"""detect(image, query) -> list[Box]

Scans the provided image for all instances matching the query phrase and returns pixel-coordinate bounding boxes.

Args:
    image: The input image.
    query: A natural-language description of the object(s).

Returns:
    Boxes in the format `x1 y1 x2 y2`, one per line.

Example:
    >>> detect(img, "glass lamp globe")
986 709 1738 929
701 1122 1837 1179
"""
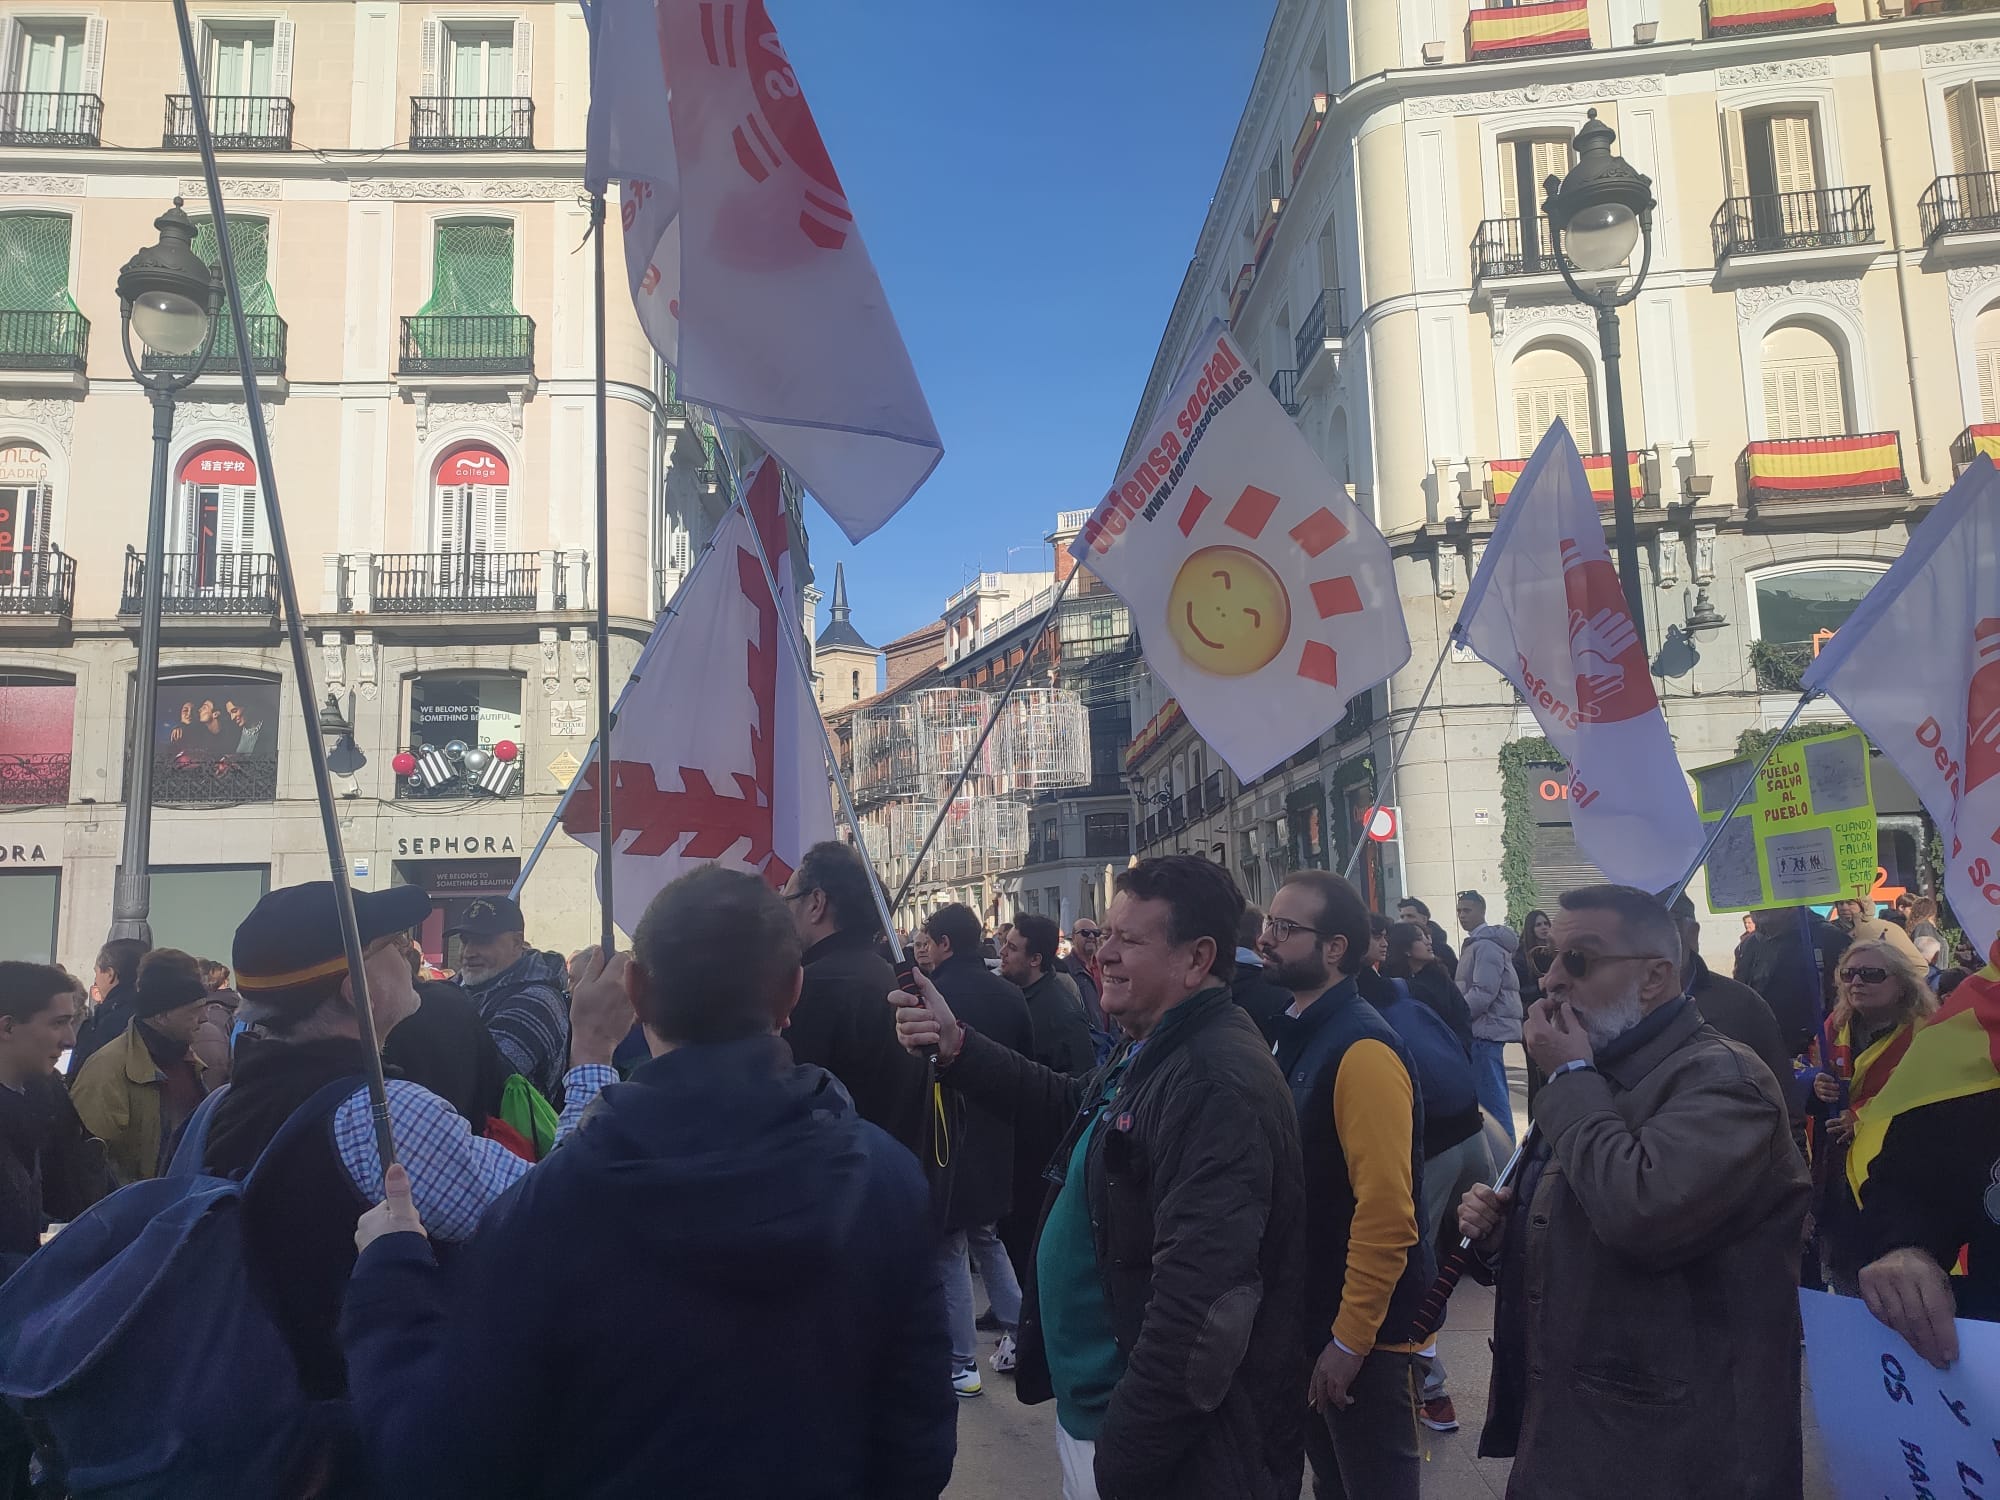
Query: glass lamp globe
1562 201 1640 272
129 289 211 356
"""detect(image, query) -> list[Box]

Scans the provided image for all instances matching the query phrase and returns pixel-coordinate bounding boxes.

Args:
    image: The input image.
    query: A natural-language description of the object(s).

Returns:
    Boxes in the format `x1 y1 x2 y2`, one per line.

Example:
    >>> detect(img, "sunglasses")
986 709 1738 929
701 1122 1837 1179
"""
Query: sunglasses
1552 949 1664 979
1840 966 1891 986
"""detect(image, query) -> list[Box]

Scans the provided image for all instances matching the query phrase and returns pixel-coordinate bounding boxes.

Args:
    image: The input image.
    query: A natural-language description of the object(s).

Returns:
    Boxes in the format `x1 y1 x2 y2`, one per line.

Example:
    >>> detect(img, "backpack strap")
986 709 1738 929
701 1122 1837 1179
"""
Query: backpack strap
242 1076 368 1191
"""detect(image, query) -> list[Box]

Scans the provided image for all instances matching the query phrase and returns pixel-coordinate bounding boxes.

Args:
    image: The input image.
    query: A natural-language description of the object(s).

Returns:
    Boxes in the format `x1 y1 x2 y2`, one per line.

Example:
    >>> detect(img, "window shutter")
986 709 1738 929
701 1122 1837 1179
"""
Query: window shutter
435 481 461 554
1498 140 1520 219
1981 88 2000 173
1530 137 1570 215
489 481 510 550
419 17 441 97
1724 109 1749 200
272 18 294 98
512 18 533 99
215 485 244 561
81 17 105 97
1761 368 1783 437
1771 113 1817 196
1977 345 2000 423
0 21 16 92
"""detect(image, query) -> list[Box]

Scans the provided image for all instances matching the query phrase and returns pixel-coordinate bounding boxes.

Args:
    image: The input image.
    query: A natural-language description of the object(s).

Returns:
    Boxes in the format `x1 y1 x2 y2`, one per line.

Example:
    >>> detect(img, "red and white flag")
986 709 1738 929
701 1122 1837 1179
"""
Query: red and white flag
585 0 941 543
1803 457 2000 958
1455 421 1702 893
561 457 832 931
1074 322 1408 782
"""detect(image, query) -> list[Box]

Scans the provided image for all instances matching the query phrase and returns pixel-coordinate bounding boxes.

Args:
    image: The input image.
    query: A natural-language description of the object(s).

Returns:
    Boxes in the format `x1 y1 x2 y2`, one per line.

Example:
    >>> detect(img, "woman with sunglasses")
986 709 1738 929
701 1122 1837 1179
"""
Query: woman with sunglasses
1803 941 1937 1296
1383 921 1476 1056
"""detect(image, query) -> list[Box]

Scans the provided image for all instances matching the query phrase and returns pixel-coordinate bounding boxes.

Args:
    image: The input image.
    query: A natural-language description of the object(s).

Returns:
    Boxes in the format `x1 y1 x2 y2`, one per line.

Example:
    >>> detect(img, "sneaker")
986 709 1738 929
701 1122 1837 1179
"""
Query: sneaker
952 1365 983 1398
990 1333 1018 1373
975 1308 1001 1332
1420 1395 1459 1433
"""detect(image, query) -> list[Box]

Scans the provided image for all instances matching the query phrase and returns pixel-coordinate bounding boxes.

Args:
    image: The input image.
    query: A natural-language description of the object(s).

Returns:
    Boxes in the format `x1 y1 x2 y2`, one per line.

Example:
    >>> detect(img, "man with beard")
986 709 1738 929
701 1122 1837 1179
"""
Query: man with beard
1458 885 1809 1500
449 897 572 1103
1259 872 1430 1500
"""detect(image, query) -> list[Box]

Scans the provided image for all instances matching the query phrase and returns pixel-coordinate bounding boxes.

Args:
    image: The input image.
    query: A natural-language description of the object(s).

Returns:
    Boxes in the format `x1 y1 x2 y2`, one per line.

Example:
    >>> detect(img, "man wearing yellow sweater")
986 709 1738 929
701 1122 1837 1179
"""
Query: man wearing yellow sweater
1260 870 1431 1500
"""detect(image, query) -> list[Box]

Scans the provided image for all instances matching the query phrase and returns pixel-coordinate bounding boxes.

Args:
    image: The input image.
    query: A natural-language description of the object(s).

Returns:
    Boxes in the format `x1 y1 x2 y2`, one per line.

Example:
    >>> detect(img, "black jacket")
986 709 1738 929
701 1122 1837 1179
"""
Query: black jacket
1020 970 1095 1077
65 982 135 1083
1230 957 1292 1037
946 986 1306 1500
341 1037 956 1499
785 928 932 1160
1060 954 1105 1032
1687 956 1801 1137
929 953 1032 1231
1856 1086 2000 1324
381 981 518 1133
0 1071 111 1274
1398 963 1477 1055
1735 918 1847 1056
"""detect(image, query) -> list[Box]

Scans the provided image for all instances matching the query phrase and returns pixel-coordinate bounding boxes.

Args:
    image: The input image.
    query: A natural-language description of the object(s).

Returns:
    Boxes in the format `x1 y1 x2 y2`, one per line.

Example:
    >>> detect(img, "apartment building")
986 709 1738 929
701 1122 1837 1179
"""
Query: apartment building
1125 0 1994 922
0 2 753 967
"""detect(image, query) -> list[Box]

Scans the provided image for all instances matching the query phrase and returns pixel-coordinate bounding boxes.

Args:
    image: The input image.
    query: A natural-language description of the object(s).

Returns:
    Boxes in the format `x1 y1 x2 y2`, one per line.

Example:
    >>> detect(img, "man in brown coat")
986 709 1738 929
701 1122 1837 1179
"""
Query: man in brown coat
1459 884 1809 1500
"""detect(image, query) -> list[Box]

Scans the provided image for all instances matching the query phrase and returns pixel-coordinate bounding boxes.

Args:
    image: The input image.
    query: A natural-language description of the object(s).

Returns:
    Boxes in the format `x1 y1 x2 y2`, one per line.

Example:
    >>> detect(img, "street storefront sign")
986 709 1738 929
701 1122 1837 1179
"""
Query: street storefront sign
1801 1288 2000 1500
1693 729 1876 911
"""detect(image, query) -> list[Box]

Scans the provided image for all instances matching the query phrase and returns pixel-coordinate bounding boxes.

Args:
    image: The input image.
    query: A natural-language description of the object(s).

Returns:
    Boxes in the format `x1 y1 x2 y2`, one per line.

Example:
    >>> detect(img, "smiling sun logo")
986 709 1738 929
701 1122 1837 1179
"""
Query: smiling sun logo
1164 483 1365 685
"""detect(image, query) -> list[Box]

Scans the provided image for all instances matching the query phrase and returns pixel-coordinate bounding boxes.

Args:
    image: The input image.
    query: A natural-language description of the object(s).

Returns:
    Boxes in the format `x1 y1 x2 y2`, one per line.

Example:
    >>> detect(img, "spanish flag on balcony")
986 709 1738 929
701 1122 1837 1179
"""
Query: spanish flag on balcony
1702 0 1836 29
1491 452 1644 507
1745 433 1904 497
1965 423 2000 466
1467 0 1591 56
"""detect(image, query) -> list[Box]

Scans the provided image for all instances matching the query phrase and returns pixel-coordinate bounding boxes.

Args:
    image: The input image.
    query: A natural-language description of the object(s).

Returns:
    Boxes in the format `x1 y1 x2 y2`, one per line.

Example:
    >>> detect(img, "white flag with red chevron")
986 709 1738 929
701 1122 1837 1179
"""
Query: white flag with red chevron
561 457 832 931
584 0 941 543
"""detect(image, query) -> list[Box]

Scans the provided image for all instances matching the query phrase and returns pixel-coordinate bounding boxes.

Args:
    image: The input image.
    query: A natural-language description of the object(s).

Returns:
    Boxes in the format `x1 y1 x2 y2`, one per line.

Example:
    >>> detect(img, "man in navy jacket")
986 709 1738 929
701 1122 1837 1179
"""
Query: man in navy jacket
341 866 957 1499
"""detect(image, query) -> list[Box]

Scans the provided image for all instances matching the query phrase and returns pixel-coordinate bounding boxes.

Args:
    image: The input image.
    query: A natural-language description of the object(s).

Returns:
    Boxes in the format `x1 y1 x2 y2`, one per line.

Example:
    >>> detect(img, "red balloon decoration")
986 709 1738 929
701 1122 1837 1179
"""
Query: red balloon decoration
391 751 418 777
493 740 519 763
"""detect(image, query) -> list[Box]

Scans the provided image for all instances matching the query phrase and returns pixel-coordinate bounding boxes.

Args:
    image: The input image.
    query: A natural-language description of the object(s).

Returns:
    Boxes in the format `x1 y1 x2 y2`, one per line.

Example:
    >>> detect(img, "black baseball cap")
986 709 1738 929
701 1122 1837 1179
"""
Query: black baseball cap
233 881 433 998
446 895 525 939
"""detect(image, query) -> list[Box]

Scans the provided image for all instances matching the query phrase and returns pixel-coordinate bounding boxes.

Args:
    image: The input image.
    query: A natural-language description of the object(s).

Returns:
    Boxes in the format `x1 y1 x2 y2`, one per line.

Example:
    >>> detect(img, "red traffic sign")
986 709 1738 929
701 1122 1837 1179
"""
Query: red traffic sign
1363 805 1398 842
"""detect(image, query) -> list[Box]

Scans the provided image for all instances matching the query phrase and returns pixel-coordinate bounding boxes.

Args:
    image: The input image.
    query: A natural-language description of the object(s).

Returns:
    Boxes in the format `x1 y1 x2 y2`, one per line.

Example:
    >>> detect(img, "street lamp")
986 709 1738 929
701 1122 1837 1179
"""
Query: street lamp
108 198 222 944
1543 109 1656 654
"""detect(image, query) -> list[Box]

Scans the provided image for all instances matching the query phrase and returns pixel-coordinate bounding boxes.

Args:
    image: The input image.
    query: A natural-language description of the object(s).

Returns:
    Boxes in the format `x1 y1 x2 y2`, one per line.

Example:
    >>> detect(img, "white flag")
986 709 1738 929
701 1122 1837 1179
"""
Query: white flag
585 0 941 543
1073 321 1408 782
1803 457 2000 958
1455 421 1703 893
562 456 833 931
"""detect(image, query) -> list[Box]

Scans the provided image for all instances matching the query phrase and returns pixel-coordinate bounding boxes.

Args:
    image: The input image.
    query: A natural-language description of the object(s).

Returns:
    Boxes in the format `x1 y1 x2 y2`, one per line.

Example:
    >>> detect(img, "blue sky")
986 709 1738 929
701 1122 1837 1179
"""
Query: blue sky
777 1 1273 654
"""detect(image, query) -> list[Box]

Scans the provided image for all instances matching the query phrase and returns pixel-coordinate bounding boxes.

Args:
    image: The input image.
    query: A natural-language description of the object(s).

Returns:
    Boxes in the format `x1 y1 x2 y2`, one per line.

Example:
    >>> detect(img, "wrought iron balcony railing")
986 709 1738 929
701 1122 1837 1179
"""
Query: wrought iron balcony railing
1711 185 1874 260
0 91 101 146
0 752 69 805
120 549 280 617
1700 0 1836 35
163 94 293 149
1749 639 1816 694
397 314 534 376
150 753 277 805
1294 288 1345 369
1951 422 2000 473
0 310 89 373
1920 171 2000 244
1268 368 1301 416
1472 215 1593 280
141 313 287 376
409 95 534 150
364 552 541 613
0 548 74 617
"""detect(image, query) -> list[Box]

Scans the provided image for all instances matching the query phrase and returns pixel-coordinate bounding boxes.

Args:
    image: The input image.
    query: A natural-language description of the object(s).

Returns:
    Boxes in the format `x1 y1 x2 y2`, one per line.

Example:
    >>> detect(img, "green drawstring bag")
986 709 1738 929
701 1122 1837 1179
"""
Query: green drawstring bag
496 1073 560 1160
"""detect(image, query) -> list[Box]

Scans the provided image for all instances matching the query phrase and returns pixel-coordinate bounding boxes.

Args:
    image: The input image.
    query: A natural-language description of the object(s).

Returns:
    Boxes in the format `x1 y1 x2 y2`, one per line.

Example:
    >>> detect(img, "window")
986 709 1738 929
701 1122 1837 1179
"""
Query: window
1085 812 1130 859
205 23 274 95
402 674 524 800
151 675 280 804
14 22 83 94
1512 343 1596 453
1499 134 1572 224
423 220 517 318
0 871 58 964
0 17 102 138
193 216 276 319
175 445 262 582
448 25 515 98
850 668 860 701
0 674 72 804
0 211 73 310
1727 108 1826 239
1317 221 1339 296
1977 303 2000 423
1760 322 1848 438
1945 83 2000 177
0 443 52 561
433 445 511 565
1750 565 1886 644
152 866 270 970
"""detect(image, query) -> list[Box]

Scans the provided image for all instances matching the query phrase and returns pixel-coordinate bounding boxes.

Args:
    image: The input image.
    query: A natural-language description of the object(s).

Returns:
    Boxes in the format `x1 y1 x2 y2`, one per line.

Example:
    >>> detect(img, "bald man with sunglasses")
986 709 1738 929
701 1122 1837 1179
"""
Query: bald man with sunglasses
1456 884 1809 1500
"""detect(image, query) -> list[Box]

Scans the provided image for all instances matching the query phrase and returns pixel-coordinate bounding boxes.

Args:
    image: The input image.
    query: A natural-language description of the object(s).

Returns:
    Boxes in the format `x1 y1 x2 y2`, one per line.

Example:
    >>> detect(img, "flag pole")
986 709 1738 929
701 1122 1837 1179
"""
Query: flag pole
589 192 617 955
1341 635 1451 881
1662 688 1821 907
893 571 1080 914
171 0 394 1168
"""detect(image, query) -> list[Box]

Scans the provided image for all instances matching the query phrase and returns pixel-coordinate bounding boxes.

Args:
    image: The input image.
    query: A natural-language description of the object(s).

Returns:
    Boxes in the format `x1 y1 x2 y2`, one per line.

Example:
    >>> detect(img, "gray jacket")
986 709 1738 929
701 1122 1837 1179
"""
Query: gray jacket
1457 923 1523 1043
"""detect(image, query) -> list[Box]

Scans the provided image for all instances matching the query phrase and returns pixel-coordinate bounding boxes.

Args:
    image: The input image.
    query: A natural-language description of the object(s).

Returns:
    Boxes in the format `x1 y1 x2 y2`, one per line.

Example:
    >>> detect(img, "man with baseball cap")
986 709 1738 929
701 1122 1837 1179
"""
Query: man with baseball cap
447 895 572 1102
197 880 631 1409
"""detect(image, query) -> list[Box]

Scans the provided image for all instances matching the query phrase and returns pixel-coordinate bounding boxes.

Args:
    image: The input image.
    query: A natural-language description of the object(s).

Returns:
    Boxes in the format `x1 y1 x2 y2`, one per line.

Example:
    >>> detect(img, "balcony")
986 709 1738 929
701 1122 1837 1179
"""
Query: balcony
1294 288 1345 385
1491 451 1645 509
1472 215 1591 283
1749 639 1816 694
410 96 533 151
1920 172 2000 247
0 547 75 623
163 95 293 150
1910 0 2000 10
1711 186 1875 265
150 755 277 806
1700 0 1835 34
1466 0 1591 59
1951 423 2000 474
1292 93 1329 180
697 467 721 493
120 549 279 620
0 92 101 147
397 314 534 376
1268 368 1301 417
141 313 287 381
0 310 89 380
1227 264 1254 326
361 552 543 614
0 752 69 805
1254 199 1282 270
1740 432 1908 506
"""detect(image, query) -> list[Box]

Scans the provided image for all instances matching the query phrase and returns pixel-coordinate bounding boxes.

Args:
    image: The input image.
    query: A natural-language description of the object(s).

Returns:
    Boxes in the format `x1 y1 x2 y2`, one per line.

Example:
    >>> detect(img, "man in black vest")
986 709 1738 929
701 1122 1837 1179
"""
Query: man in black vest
1260 870 1431 1500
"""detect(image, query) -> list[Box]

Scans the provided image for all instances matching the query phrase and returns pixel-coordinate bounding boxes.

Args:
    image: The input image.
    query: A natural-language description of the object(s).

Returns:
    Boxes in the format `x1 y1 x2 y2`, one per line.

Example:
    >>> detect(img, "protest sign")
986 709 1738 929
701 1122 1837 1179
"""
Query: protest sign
1692 728 1877 911
1801 1288 2000 1500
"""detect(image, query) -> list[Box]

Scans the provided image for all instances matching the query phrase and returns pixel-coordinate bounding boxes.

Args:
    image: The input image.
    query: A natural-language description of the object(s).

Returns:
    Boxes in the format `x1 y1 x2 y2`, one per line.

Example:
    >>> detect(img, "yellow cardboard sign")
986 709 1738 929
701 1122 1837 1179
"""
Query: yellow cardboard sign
1692 729 1876 912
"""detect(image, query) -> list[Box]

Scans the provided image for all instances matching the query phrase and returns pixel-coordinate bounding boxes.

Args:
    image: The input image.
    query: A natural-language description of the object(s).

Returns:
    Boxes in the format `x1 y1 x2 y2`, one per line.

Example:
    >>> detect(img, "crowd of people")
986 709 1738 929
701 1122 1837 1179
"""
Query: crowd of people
0 847 1992 1498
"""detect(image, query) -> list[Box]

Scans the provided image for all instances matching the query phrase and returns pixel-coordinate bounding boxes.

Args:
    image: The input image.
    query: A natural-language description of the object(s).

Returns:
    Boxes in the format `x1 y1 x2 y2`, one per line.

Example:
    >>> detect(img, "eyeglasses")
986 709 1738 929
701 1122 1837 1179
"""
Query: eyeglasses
1073 928 1100 939
1553 949 1665 979
1261 916 1322 943
1840 966 1891 986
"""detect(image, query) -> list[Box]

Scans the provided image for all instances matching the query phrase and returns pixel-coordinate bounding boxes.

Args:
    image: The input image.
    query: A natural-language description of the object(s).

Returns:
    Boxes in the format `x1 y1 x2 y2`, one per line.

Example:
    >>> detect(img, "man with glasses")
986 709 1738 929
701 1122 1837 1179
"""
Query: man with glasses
1457 884 1809 1500
1062 921 1106 1031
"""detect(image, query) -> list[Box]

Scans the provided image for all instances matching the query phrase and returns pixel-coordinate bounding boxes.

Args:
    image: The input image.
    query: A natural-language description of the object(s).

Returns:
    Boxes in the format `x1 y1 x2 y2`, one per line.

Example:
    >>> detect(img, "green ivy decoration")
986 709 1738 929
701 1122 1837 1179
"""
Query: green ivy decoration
1498 735 1557 928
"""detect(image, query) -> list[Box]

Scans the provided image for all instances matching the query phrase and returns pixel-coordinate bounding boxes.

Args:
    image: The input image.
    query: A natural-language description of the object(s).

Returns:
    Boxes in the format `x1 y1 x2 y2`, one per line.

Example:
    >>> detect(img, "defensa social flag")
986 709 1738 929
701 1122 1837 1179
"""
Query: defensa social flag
584 0 941 543
561 457 832 932
1074 321 1408 783
1454 420 1704 892
1802 456 2000 960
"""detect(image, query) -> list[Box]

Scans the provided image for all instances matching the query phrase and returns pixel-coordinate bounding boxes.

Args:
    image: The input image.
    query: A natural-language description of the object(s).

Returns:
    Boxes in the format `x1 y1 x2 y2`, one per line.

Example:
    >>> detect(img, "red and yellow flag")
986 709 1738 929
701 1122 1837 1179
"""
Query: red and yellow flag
1746 434 1903 497
1703 0 1836 29
1848 965 2000 1200
1467 0 1590 54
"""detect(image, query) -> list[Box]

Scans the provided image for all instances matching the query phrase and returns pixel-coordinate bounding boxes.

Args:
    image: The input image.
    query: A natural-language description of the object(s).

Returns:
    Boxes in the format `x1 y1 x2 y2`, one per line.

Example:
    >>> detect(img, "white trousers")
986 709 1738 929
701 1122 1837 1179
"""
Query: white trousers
1056 1428 1100 1500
